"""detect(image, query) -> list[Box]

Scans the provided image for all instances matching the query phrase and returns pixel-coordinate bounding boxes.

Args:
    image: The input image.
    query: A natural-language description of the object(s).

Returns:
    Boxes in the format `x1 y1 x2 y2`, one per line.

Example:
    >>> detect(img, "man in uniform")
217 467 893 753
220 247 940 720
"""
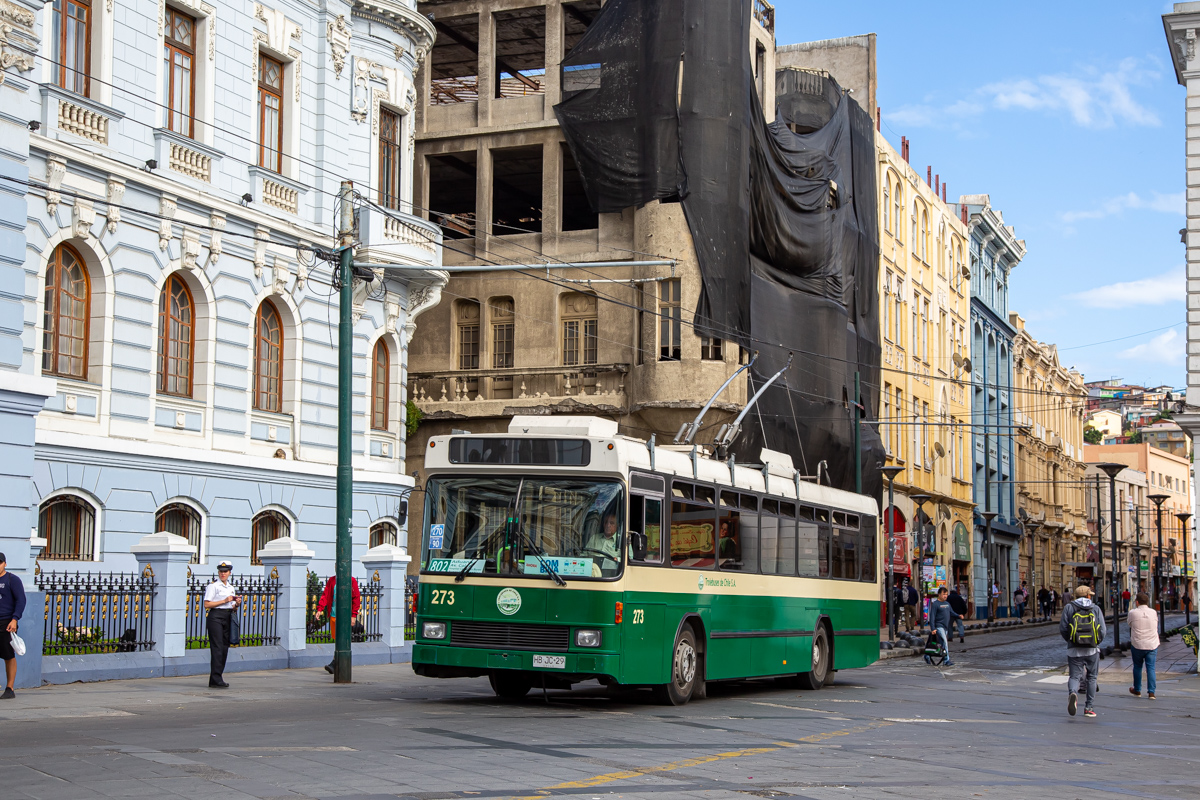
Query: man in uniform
583 512 622 575
203 562 240 688
0 553 26 699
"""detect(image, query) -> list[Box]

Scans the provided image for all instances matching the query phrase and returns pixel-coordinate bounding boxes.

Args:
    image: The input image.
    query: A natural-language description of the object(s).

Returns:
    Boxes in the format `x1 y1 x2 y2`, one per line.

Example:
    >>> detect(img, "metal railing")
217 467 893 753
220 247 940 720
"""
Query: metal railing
405 576 418 640
186 574 281 649
753 0 775 33
305 576 382 644
37 570 155 655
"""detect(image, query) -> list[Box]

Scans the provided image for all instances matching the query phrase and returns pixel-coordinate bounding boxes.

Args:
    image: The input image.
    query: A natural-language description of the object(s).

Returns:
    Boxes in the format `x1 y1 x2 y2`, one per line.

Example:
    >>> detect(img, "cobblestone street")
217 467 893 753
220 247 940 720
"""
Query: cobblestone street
2 623 1196 800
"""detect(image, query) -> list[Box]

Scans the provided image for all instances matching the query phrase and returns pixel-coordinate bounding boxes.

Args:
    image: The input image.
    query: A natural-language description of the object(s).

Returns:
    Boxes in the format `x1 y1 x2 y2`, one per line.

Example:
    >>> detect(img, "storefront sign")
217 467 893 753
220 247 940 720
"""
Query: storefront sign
953 522 971 562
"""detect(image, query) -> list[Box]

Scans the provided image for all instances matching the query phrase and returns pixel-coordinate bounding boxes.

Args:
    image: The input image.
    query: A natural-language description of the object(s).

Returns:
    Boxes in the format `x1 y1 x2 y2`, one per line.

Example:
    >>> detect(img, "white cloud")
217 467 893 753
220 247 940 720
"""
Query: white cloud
1117 329 1184 365
886 58 1160 130
1069 269 1183 308
1059 191 1184 223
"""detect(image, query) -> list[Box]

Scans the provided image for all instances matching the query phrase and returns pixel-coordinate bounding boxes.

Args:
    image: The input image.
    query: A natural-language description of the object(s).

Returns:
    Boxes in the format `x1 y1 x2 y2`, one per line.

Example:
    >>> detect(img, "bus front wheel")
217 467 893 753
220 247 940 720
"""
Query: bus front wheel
656 628 699 706
489 671 533 699
798 627 830 691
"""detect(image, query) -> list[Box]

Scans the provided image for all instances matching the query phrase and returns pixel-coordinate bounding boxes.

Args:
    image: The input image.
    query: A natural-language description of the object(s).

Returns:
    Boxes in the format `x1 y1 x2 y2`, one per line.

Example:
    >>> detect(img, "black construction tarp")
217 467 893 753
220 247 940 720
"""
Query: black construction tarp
554 0 883 499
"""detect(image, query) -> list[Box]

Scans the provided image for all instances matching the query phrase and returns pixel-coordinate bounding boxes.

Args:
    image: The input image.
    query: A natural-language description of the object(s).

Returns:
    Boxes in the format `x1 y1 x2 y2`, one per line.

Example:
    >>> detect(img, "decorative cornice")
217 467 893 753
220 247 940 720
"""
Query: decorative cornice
351 0 435 59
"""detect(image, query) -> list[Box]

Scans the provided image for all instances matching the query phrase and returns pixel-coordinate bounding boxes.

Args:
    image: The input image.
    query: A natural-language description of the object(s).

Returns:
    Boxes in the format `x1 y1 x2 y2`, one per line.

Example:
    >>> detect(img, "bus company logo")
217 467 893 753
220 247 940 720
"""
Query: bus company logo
698 574 735 591
496 588 522 615
697 575 705 591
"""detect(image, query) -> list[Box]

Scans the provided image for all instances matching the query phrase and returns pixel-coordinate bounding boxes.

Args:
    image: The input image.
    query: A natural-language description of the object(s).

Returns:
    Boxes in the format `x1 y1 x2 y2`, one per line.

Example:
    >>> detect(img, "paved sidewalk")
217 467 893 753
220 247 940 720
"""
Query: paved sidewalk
1099 628 1199 680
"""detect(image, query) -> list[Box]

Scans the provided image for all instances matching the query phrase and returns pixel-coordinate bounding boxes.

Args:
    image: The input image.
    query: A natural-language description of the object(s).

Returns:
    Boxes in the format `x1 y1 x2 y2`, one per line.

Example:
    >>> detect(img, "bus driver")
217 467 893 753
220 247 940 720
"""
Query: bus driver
583 512 622 575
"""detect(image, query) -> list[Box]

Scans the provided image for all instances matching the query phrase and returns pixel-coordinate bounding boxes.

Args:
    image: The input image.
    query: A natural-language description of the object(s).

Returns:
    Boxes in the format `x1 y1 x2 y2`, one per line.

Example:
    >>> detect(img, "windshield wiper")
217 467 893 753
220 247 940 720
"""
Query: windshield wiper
454 556 481 582
514 522 567 586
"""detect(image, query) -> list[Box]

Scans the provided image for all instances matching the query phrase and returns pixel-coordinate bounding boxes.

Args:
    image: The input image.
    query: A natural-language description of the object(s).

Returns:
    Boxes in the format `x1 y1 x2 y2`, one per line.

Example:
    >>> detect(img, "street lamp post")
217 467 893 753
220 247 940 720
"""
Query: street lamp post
882 465 906 643
911 493 932 596
980 511 998 622
1148 493 1169 637
1097 463 1126 649
1175 512 1192 626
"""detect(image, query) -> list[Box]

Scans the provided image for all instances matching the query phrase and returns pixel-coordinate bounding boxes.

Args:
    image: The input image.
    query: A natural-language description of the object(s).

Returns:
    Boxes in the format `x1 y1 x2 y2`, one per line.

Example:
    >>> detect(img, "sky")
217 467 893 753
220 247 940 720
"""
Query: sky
774 1 1188 389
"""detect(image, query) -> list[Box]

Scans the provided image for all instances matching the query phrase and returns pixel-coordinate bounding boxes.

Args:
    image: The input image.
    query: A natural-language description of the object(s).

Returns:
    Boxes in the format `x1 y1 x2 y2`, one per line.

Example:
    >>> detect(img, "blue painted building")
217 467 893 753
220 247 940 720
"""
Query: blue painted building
1 0 445 581
958 194 1026 617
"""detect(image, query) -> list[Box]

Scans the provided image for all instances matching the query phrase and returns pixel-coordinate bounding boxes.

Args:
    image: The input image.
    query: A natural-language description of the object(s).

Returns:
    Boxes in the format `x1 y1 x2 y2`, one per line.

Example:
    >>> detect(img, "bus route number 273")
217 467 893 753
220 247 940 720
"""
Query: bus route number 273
631 608 644 624
430 589 455 606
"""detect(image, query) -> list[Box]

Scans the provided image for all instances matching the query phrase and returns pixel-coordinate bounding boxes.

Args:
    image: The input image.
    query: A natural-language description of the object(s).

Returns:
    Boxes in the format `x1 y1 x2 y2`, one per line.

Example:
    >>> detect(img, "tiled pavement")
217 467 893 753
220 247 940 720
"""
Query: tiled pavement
0 624 1197 800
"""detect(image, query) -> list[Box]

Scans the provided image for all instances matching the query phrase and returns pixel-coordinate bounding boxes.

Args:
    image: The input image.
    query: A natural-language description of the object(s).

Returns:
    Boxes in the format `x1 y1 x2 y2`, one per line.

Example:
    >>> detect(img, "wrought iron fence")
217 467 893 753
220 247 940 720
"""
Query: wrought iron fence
186 573 280 649
405 575 418 640
37 570 155 655
305 575 383 644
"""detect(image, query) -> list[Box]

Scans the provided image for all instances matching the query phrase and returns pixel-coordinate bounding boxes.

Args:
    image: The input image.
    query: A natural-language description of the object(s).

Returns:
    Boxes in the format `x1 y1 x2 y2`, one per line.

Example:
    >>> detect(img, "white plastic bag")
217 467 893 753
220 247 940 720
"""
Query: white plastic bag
10 631 26 657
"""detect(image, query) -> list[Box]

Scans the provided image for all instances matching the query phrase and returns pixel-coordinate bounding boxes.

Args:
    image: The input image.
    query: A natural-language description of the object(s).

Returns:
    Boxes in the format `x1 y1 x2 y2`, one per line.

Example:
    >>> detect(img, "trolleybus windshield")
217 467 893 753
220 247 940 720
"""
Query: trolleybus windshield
422 476 625 579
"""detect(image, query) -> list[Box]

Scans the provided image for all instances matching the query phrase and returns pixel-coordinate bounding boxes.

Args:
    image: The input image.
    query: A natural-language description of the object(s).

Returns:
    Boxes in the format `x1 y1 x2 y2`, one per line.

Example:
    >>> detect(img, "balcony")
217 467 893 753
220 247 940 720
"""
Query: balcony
411 364 629 418
358 206 442 268
753 0 775 33
40 84 124 146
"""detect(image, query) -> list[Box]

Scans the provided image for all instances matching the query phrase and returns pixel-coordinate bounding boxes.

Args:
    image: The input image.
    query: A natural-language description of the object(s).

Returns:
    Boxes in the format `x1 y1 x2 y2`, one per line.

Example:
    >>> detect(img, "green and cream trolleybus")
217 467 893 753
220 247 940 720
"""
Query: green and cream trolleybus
412 416 881 704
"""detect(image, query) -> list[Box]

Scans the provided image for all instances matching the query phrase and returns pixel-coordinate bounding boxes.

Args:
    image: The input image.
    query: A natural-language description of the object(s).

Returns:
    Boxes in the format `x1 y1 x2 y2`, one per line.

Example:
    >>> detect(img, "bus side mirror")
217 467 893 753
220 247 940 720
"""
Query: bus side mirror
630 531 647 560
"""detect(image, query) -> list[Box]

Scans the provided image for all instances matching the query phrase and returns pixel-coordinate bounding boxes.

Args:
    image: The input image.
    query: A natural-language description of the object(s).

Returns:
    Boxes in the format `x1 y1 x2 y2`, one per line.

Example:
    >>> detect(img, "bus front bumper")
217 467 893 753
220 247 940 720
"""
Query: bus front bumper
413 644 620 680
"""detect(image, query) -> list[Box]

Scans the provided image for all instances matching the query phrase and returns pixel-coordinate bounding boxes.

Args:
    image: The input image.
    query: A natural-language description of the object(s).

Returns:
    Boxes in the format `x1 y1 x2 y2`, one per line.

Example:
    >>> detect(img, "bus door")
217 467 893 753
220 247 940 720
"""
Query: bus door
622 472 666 684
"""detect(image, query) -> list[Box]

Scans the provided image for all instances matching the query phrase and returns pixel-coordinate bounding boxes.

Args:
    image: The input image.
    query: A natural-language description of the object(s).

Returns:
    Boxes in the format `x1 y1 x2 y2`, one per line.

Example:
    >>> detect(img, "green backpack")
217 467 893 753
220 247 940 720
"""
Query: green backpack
1068 603 1101 647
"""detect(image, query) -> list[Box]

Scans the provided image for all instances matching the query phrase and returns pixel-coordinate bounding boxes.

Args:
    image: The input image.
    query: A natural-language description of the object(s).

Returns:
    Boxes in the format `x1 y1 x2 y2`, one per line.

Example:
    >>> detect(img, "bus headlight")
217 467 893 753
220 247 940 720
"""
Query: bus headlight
423 621 446 639
575 629 602 648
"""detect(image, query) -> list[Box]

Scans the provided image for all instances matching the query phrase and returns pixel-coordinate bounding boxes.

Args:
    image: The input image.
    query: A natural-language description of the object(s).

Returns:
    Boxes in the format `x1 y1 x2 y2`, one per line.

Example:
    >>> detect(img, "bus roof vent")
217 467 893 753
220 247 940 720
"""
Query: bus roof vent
508 415 619 438
759 448 795 476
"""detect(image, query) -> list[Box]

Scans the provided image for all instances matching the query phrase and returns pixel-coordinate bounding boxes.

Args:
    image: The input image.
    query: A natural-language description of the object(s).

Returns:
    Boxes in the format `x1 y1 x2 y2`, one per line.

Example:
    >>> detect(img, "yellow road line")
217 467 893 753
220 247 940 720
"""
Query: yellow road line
505 721 890 799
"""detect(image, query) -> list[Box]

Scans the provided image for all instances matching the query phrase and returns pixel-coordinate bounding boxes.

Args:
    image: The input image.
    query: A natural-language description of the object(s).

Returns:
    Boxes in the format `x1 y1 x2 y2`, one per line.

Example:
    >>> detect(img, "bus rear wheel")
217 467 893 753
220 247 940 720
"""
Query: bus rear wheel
656 627 699 706
489 671 532 699
798 627 830 691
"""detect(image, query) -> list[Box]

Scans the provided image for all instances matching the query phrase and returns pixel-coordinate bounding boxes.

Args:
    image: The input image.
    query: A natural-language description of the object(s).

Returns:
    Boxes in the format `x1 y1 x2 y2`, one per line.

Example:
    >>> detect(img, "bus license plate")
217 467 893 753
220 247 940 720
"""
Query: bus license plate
532 654 565 669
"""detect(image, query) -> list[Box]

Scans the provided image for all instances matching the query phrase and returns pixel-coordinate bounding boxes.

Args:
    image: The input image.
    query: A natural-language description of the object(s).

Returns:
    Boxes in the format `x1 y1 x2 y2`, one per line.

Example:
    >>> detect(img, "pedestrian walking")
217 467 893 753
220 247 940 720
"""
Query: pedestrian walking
905 581 920 632
947 585 968 642
926 587 962 666
990 580 1000 619
1061 584 1106 718
314 574 360 674
1121 588 1131 614
203 562 241 688
1127 592 1159 700
1037 586 1049 619
0 553 26 699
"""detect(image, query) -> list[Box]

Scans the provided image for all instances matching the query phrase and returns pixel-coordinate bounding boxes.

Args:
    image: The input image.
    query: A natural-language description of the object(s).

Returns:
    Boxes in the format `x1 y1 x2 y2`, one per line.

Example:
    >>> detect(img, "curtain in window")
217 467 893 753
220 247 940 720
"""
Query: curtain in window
43 244 90 379
158 274 195 396
254 301 283 412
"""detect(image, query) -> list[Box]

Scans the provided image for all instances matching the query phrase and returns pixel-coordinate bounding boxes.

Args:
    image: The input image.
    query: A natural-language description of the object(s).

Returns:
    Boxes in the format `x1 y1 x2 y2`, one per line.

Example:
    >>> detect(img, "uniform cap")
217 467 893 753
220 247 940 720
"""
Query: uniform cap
217 561 233 572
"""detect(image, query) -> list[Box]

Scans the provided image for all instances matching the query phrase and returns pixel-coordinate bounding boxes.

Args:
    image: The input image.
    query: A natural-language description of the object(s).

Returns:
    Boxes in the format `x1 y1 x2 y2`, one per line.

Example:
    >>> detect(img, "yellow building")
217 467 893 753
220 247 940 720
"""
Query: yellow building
877 137 975 602
1010 315 1088 595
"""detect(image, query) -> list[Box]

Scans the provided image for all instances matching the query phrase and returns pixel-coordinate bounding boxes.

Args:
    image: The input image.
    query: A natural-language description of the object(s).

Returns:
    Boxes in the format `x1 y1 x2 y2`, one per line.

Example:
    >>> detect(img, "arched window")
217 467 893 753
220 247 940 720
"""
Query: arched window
43 243 90 379
369 520 398 548
894 182 903 242
39 494 97 561
910 202 918 249
371 339 389 430
156 502 202 563
250 509 290 565
254 300 283 412
158 274 195 396
921 209 928 261
882 179 890 233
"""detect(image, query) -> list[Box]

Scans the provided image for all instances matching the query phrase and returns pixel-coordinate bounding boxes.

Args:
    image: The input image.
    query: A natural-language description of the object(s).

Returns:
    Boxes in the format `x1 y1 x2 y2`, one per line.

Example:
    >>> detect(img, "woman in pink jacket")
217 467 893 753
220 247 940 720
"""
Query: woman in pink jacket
1127 592 1159 699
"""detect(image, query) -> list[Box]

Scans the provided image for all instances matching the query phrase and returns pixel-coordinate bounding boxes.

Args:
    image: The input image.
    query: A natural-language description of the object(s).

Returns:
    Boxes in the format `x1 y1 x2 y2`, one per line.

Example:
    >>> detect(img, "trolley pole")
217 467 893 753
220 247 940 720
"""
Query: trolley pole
334 181 355 683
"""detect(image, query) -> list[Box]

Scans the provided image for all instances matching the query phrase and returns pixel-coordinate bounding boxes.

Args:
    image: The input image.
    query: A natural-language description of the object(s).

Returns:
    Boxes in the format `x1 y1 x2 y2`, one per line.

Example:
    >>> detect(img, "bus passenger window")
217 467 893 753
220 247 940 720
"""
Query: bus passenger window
757 510 777 573
859 517 877 581
818 519 831 578
776 514 797 576
722 496 755 572
671 501 715 568
833 526 857 580
629 495 664 565
801 515 820 578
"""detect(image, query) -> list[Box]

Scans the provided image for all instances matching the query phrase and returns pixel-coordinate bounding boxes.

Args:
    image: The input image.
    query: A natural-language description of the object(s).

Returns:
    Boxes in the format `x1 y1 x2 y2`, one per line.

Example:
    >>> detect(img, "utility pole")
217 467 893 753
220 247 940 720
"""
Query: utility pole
1149 493 1169 637
853 372 862 494
882 465 905 643
1178 512 1193 626
981 511 997 622
334 181 355 683
1094 474 1104 611
1097 463 1125 648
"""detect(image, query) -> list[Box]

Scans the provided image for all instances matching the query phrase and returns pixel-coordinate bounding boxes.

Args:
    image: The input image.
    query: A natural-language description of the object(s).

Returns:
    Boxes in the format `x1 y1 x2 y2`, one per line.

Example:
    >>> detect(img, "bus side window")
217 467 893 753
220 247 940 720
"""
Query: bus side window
859 517 877 582
798 505 820 577
723 494 756 572
816 509 831 578
833 526 856 580
778 501 797 576
758 499 778 574
671 498 716 568
630 495 664 565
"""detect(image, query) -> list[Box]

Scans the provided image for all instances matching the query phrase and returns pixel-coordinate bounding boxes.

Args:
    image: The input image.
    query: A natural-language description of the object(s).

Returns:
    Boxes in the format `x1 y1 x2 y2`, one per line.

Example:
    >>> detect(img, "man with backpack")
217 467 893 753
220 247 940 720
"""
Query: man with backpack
1060 584 1106 718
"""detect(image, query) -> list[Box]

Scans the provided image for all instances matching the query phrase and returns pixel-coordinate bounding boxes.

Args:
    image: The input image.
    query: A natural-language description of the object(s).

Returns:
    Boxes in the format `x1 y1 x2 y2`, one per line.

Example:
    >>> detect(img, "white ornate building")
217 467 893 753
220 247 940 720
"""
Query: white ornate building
0 0 444 578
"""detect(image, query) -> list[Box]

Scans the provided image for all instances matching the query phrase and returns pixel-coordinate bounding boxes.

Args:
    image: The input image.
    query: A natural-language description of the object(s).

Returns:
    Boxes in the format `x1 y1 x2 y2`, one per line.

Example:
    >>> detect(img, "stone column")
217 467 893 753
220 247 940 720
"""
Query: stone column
361 543 412 651
130 532 197 660
257 536 314 652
